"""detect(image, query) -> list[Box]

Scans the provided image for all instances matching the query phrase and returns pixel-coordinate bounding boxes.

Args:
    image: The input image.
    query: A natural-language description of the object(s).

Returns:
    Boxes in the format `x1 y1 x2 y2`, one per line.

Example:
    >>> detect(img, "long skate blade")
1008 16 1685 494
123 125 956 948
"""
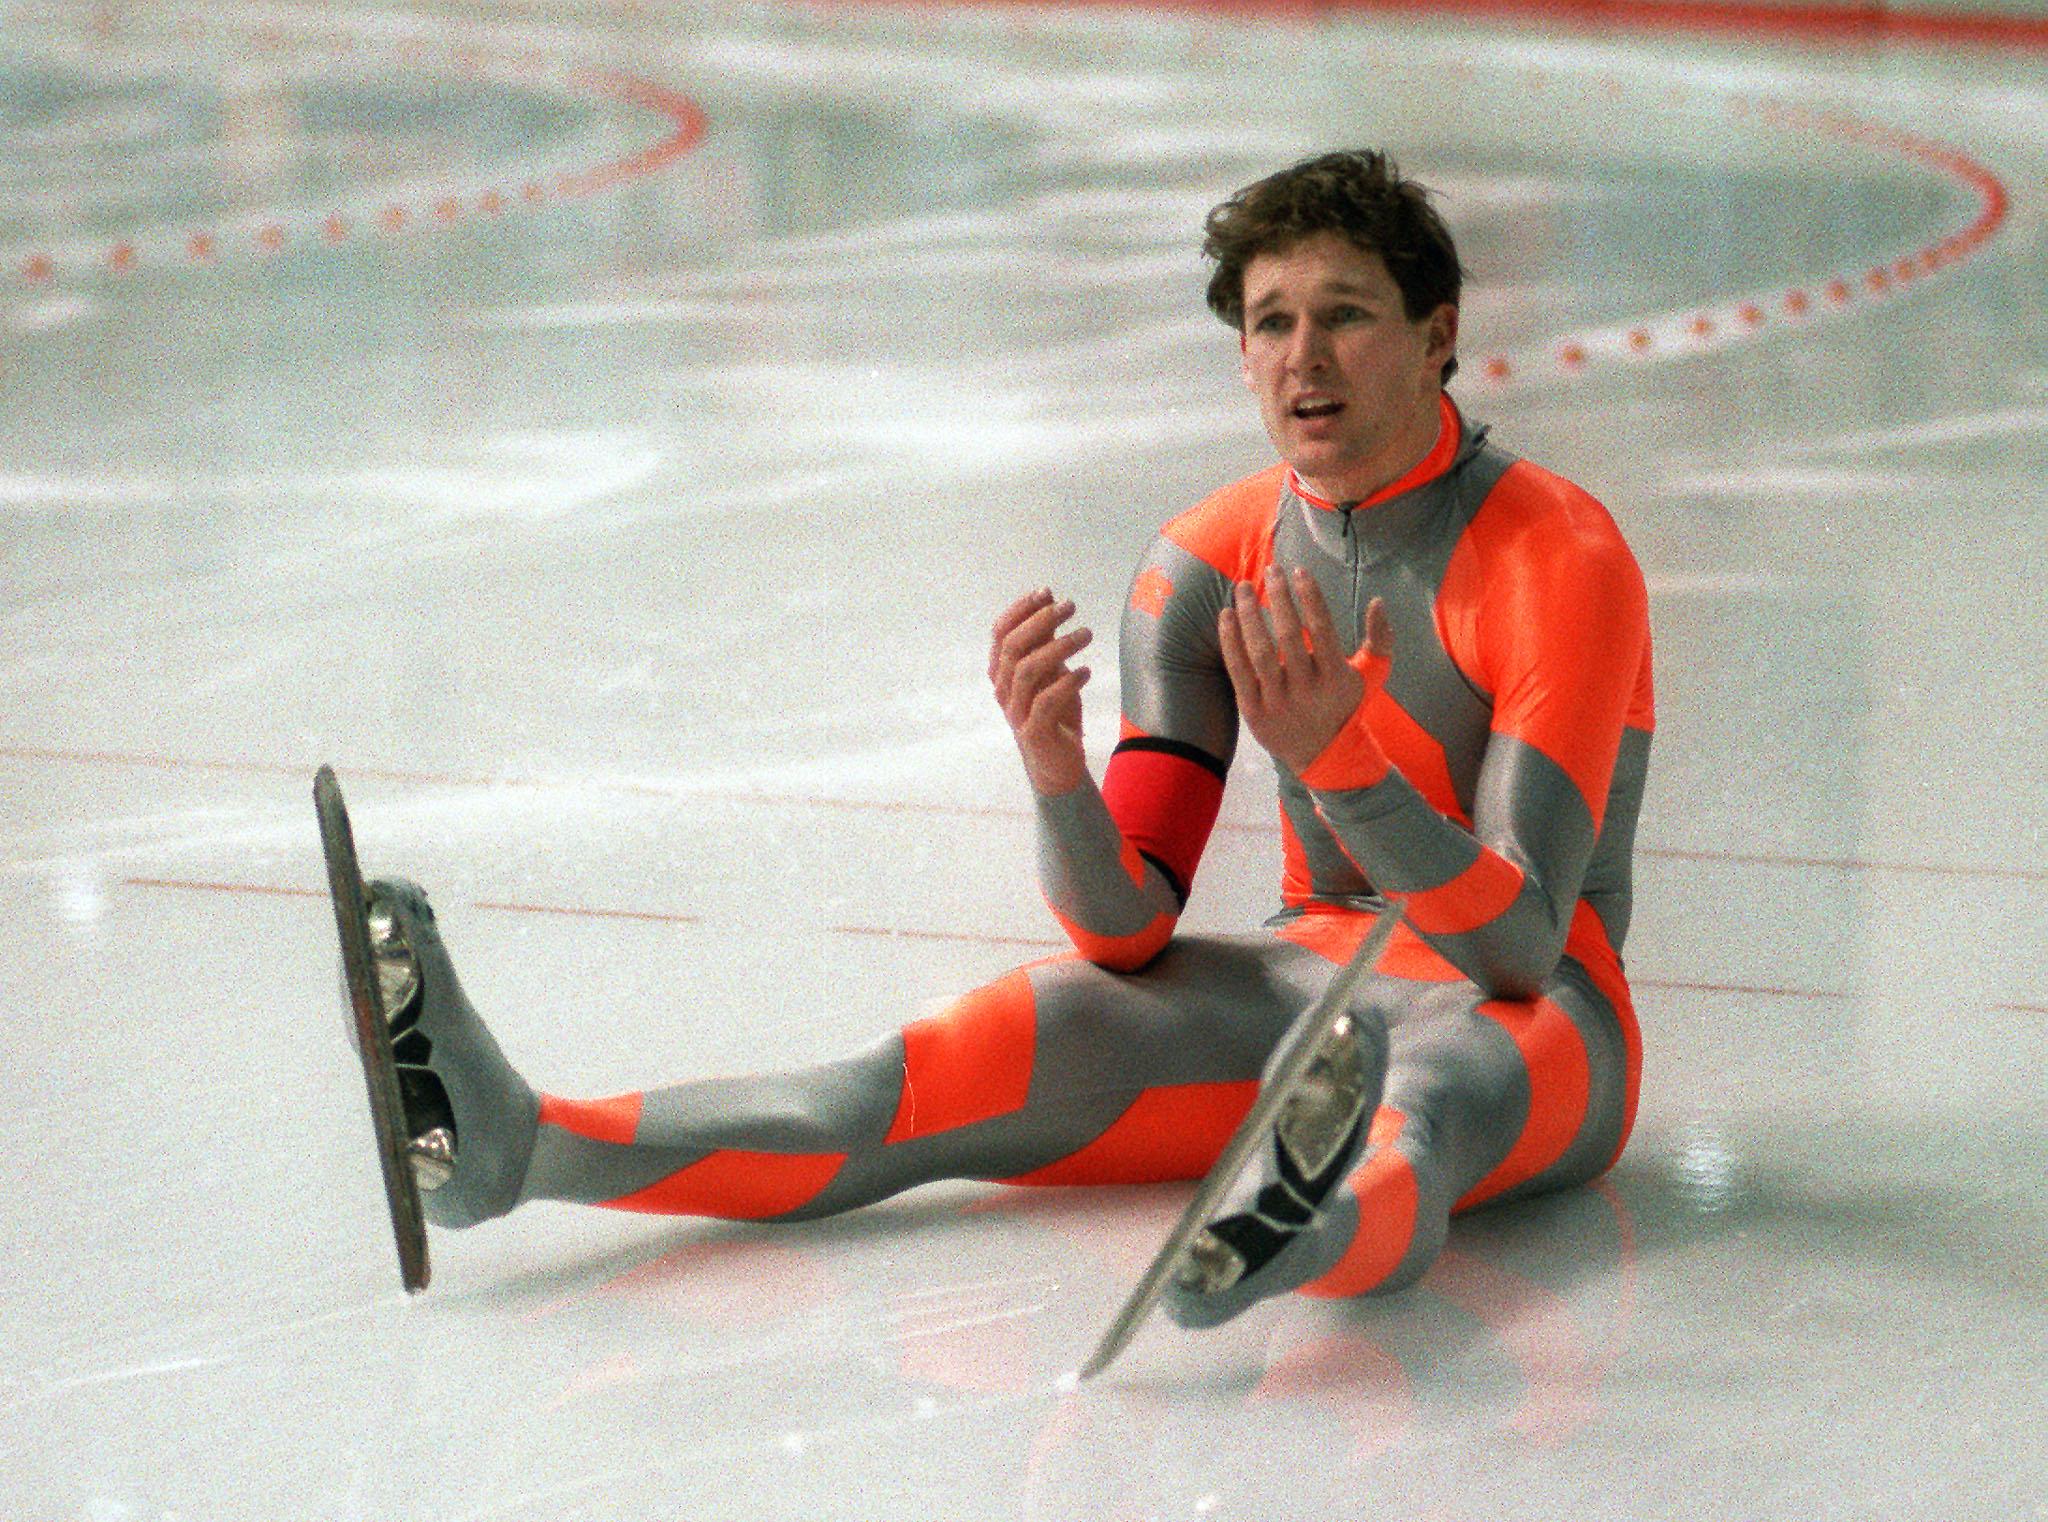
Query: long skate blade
314 765 431 1295
1079 902 1403 1380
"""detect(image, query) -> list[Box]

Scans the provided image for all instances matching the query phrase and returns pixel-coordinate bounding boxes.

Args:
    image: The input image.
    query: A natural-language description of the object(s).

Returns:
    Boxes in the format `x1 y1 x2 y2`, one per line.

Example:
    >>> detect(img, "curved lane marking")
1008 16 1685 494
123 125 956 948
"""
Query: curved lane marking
1469 91 2010 388
8 22 707 285
7 11 2013 401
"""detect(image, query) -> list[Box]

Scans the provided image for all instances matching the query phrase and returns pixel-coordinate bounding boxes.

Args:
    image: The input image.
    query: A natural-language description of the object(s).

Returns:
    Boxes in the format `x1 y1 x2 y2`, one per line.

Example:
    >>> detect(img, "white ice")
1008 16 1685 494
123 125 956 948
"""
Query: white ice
2 2 2044 1519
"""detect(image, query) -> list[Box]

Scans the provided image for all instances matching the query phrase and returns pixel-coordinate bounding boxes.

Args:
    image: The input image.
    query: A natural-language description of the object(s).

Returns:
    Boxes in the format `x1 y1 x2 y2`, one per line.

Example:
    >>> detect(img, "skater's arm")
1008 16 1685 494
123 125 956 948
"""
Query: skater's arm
1223 527 1649 1000
991 588 1179 969
991 539 1239 971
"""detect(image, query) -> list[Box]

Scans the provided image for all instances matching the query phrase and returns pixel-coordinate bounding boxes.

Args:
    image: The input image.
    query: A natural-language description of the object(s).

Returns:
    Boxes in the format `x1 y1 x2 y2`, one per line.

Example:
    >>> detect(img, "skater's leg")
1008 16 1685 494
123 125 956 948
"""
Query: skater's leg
1299 960 1639 1300
523 934 1328 1220
1165 957 1637 1321
377 876 1340 1227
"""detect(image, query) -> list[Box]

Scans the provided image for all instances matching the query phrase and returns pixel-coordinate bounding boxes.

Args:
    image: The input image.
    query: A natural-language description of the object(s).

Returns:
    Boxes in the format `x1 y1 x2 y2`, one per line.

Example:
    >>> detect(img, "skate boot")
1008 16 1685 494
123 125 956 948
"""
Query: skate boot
358 878 539 1229
1162 1004 1386 1328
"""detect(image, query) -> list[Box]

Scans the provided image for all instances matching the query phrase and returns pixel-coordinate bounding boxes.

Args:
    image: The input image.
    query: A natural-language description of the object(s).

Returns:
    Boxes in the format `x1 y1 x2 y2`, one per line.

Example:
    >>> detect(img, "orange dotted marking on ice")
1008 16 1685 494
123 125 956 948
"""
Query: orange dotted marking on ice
1468 70 2007 390
13 45 708 287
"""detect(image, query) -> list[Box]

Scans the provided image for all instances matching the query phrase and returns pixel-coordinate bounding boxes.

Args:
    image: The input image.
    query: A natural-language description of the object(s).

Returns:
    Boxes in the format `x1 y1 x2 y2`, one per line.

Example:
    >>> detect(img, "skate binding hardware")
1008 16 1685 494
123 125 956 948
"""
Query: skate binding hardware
364 893 461 1193
406 1127 457 1191
1172 1012 1373 1296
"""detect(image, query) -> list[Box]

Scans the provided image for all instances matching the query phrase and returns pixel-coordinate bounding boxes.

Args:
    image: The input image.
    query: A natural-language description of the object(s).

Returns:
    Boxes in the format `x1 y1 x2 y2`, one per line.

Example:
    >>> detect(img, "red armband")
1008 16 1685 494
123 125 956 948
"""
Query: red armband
1101 736 1226 899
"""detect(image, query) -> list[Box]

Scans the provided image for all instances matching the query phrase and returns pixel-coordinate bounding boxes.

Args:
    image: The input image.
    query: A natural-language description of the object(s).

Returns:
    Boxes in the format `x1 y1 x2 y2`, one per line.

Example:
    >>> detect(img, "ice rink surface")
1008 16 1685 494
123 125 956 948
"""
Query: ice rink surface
3 1 2045 1517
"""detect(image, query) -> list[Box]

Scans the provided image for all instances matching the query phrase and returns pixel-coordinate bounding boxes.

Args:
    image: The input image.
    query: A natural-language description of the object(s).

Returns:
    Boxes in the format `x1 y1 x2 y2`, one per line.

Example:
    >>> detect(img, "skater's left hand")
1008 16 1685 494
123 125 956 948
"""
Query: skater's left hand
1219 568 1392 775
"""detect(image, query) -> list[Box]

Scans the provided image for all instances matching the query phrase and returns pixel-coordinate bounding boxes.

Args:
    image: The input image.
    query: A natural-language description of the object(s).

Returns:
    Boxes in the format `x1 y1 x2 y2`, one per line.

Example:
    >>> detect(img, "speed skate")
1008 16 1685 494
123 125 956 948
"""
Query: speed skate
1080 901 1403 1378
313 764 432 1294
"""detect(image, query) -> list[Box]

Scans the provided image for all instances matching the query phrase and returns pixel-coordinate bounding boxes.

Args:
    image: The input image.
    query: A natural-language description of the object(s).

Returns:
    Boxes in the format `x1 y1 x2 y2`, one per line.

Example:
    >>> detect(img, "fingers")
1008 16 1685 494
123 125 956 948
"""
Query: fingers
1009 624 1094 718
1262 566 1307 662
1223 570 1322 710
1224 572 1388 767
1219 584 1278 721
1012 663 1092 795
988 588 1054 683
1228 580 1286 698
1363 595 1394 659
1293 569 1343 659
1017 665 1092 737
990 591 1091 711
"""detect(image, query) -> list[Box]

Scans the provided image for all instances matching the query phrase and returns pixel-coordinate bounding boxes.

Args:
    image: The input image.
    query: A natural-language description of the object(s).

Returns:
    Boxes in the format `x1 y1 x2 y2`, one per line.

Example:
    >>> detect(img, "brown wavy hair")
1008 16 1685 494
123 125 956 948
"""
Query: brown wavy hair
1203 149 1464 382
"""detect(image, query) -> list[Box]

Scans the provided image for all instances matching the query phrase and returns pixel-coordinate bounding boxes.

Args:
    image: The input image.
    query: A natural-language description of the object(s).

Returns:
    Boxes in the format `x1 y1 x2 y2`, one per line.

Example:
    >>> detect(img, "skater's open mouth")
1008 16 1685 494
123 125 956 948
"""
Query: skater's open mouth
1291 396 1344 419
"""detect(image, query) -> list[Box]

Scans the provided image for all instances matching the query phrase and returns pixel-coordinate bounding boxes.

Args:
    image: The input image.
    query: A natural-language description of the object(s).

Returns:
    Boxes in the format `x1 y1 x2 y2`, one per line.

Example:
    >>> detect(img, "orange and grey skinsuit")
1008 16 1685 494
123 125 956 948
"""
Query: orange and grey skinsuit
404 396 1653 1312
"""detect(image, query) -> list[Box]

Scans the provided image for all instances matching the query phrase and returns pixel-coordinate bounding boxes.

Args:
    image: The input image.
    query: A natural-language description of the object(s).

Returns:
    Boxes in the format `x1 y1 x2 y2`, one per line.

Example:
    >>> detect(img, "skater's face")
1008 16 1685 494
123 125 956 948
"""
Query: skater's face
1238 232 1457 503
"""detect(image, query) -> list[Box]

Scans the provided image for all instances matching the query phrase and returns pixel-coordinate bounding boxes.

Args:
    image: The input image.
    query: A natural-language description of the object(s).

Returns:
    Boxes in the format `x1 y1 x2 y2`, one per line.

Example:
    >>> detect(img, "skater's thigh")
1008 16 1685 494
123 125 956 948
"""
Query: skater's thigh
1378 980 1531 1138
1019 933 1327 1094
1376 964 1631 1209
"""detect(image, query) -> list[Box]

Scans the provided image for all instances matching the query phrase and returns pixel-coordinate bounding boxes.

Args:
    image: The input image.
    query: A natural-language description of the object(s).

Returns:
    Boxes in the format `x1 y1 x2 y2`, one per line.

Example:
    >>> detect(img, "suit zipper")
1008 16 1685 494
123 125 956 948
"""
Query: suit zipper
1341 503 1364 644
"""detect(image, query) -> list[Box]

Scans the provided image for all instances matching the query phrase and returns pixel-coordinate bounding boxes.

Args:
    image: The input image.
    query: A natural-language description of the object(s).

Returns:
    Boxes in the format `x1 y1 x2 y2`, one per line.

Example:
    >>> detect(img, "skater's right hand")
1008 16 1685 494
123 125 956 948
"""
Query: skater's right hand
990 589 1093 796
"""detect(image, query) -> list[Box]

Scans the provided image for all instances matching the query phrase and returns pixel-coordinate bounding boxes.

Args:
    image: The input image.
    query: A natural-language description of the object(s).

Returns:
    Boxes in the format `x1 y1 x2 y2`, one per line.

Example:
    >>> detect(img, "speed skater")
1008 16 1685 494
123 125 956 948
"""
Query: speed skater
357 147 1653 1326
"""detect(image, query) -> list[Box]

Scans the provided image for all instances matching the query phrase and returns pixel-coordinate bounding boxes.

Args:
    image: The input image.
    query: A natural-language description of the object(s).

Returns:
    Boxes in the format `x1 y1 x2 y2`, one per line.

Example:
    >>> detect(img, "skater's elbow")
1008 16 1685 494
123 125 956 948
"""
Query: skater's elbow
1454 926 1565 1002
1055 909 1177 972
1422 892 1573 1000
1085 939 1172 974
1469 959 1549 1002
